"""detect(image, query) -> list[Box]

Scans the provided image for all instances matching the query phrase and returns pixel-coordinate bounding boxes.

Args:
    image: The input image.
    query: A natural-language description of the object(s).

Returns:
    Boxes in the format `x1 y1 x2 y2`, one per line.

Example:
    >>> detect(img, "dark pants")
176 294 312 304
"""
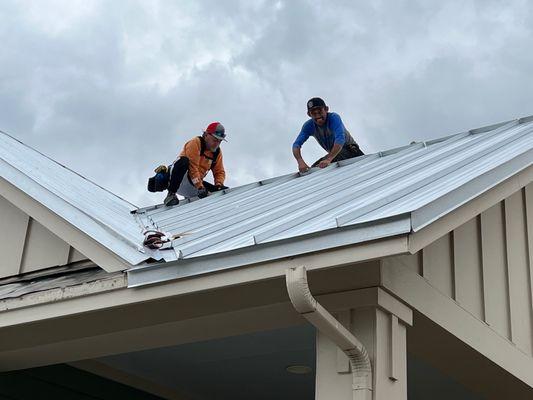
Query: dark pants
168 157 189 194
168 157 218 194
311 143 364 168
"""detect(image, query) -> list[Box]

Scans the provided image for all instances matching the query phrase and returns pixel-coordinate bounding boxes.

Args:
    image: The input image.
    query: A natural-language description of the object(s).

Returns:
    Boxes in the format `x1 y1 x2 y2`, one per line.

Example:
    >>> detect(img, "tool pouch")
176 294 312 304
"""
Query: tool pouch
147 170 170 192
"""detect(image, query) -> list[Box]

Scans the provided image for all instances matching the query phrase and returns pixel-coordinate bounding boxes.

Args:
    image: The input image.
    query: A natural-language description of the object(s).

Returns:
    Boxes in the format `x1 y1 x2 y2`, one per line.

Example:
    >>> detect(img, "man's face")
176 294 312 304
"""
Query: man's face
205 133 222 151
308 106 328 126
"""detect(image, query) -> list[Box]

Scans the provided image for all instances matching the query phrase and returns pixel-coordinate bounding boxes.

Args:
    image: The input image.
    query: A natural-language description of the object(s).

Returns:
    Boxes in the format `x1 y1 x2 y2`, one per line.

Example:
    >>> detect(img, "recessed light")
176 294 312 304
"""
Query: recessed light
286 365 312 374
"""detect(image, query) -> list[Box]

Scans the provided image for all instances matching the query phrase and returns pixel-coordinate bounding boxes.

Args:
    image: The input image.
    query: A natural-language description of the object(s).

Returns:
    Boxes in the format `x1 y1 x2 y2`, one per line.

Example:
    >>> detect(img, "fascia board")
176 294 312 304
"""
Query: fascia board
0 174 135 272
0 250 389 330
128 214 411 288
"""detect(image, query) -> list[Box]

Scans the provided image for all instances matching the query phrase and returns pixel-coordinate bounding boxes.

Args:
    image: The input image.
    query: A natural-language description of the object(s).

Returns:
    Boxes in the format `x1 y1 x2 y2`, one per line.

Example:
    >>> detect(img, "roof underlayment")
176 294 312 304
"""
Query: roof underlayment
1 116 532 283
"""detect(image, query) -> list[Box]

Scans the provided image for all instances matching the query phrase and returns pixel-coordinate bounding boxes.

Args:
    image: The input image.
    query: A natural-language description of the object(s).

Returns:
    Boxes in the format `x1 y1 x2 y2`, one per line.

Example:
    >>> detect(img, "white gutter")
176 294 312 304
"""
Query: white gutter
286 266 373 400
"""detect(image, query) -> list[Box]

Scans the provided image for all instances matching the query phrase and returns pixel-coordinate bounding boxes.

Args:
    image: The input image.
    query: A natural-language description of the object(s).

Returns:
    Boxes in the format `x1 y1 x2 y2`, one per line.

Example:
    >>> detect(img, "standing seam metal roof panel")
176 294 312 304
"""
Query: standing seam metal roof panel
1 116 532 272
134 117 532 260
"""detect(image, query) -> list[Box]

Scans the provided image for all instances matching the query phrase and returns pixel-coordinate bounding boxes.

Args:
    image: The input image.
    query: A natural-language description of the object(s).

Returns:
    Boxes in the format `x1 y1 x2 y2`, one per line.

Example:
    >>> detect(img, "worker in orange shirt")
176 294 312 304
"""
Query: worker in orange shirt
163 122 228 206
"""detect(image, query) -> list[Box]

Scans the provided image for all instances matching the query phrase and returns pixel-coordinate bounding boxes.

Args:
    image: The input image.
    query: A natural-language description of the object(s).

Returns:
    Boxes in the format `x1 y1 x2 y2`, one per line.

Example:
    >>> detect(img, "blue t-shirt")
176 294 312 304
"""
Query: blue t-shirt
292 112 356 152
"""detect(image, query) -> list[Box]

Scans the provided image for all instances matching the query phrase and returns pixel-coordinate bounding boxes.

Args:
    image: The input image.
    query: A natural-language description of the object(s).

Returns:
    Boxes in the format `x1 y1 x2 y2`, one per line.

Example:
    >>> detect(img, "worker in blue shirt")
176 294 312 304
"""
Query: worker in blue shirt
292 97 364 173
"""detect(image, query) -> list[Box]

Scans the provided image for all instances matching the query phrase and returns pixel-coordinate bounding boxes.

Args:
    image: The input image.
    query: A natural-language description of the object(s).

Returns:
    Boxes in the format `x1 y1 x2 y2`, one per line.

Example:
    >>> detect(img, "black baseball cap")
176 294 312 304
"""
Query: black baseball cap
307 97 326 110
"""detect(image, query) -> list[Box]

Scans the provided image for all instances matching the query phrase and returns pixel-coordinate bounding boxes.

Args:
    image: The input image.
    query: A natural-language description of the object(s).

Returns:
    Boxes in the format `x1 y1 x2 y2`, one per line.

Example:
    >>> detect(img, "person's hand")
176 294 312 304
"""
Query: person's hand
297 160 310 173
197 187 208 198
154 165 168 173
318 158 332 168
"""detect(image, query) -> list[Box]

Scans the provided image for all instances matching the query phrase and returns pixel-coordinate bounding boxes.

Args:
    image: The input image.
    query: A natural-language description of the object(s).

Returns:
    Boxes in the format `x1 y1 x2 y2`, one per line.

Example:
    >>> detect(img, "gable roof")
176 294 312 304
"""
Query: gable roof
0 131 149 267
1 116 532 279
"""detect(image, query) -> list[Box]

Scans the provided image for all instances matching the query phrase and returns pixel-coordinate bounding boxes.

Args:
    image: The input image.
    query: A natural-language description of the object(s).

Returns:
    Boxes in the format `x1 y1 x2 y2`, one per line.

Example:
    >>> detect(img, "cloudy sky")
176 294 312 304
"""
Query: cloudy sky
1 0 532 207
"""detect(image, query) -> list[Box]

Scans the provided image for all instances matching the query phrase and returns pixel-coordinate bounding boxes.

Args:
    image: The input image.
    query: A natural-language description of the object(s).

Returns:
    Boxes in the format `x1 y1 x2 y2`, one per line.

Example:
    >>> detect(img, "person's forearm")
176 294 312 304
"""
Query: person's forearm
325 143 343 161
292 147 304 161
293 147 310 172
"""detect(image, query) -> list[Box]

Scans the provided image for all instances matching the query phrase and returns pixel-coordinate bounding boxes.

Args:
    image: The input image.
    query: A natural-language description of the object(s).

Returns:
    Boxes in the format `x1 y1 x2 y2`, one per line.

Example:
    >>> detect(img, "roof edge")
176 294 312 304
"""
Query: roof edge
412 148 533 232
0 173 139 271
127 213 411 288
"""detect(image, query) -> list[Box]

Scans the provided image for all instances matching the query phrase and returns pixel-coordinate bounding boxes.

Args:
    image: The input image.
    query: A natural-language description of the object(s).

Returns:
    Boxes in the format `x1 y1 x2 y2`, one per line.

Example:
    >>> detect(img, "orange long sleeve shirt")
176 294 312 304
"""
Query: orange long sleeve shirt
179 137 226 189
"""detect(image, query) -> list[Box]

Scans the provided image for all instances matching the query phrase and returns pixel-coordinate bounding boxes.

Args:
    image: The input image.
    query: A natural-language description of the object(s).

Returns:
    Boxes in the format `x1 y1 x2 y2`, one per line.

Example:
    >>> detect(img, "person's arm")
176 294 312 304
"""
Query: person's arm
317 143 343 168
292 122 312 172
318 113 346 168
212 151 226 186
292 147 310 173
181 138 204 189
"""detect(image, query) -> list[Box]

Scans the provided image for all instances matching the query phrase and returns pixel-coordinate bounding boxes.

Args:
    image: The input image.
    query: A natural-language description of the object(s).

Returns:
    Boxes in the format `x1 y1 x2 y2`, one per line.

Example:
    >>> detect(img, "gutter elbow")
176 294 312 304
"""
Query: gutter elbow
286 266 373 398
286 264 317 314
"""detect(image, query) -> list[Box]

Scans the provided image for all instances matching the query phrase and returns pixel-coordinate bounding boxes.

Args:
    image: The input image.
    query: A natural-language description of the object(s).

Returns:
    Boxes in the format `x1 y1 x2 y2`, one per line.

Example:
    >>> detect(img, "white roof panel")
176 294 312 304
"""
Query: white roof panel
134 117 532 262
1 115 532 278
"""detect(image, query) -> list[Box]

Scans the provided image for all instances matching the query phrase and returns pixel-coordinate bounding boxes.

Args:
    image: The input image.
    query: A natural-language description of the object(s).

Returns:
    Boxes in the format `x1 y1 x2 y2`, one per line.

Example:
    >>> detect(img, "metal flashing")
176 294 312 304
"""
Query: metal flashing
127 215 411 287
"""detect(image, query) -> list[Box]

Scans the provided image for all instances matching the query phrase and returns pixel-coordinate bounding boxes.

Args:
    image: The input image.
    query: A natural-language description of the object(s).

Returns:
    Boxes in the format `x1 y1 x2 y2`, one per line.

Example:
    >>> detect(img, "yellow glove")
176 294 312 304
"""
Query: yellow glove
154 165 168 173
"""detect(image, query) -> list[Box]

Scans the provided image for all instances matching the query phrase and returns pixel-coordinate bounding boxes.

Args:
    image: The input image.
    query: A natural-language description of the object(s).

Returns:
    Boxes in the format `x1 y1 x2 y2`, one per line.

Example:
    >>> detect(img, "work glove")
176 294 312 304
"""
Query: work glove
197 187 208 199
154 165 168 173
215 184 229 191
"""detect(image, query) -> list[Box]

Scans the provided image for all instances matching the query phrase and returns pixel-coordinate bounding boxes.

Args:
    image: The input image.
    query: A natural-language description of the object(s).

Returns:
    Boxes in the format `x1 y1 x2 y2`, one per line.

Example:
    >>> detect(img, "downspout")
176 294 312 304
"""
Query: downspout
286 266 373 400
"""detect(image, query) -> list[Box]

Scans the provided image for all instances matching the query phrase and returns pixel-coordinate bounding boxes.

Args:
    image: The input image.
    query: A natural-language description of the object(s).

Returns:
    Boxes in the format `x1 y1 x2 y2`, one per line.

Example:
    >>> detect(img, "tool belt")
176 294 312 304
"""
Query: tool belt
147 166 170 192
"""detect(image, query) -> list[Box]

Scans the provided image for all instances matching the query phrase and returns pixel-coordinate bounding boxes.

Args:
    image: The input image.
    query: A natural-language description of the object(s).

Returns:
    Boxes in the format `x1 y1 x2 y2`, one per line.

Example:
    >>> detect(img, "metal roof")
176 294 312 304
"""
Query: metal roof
0 131 150 265
133 116 532 255
1 116 532 278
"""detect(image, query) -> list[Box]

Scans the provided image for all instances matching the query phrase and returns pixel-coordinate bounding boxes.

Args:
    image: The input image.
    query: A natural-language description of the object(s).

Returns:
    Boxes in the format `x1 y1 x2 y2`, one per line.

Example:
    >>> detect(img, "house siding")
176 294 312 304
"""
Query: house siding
395 184 533 357
0 195 87 278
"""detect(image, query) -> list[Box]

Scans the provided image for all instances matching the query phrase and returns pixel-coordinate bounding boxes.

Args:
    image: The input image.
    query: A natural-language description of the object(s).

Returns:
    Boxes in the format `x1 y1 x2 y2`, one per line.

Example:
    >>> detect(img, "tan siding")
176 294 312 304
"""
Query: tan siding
525 183 533 328
480 203 511 339
0 196 29 278
505 190 533 355
422 233 454 298
391 253 421 274
68 248 87 263
20 219 70 274
454 217 484 320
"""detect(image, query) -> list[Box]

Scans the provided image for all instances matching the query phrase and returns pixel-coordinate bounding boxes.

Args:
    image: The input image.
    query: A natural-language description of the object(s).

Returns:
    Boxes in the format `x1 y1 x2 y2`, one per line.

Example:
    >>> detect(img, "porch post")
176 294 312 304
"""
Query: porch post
315 302 410 400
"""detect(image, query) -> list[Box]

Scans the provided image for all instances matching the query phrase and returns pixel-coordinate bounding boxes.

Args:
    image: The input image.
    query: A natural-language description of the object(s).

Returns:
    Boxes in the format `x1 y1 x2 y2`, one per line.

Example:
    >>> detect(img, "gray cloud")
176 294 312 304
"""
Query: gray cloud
1 0 532 207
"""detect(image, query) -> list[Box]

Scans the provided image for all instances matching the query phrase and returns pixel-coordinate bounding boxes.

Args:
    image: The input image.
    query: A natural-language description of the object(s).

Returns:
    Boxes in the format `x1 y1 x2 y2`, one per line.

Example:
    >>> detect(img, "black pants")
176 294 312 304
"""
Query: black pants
168 157 218 194
311 143 364 168
168 157 189 193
